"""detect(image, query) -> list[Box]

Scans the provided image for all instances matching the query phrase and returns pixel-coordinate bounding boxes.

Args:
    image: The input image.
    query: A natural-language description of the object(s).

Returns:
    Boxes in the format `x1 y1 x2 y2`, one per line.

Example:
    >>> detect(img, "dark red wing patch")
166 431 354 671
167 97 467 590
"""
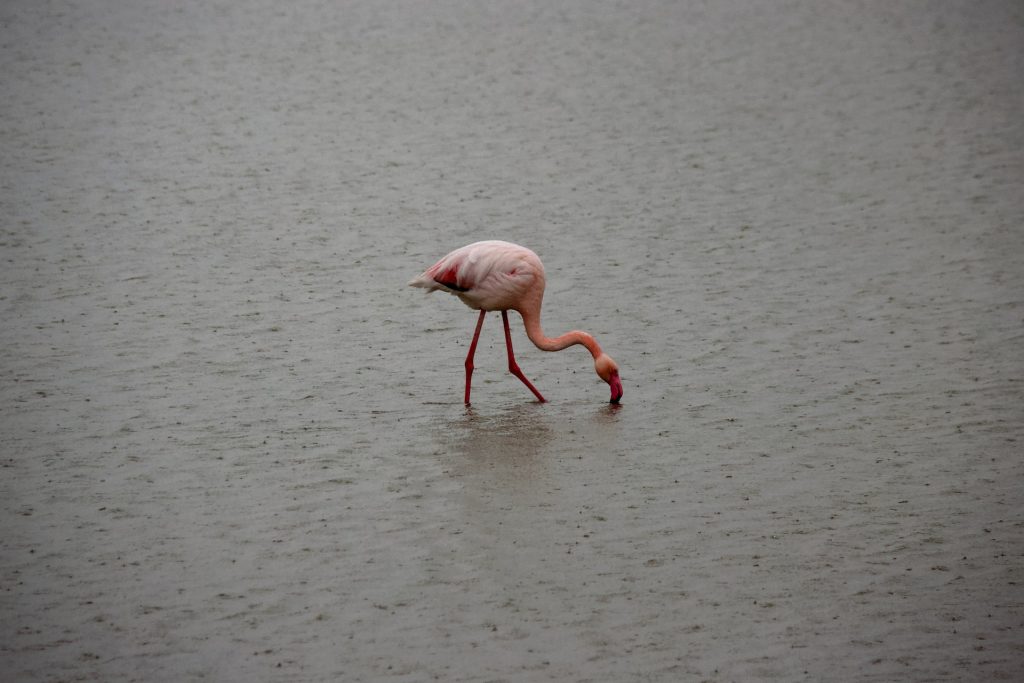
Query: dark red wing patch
433 264 469 292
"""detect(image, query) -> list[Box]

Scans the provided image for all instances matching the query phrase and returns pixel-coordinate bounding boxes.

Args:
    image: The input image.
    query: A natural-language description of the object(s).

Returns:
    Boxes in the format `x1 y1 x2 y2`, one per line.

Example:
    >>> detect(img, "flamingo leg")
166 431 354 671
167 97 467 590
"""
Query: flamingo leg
464 310 486 405
502 311 547 403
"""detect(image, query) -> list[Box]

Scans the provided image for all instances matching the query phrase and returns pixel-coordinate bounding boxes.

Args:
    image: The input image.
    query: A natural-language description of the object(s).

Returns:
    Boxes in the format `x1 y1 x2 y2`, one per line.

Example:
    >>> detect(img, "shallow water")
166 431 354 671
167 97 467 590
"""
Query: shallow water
2 0 1023 680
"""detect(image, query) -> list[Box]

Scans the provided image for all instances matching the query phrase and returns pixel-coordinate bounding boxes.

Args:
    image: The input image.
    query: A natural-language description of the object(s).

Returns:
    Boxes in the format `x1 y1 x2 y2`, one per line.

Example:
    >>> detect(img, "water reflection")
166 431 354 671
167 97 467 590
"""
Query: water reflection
437 404 555 490
594 402 624 423
455 405 554 454
433 399 628 491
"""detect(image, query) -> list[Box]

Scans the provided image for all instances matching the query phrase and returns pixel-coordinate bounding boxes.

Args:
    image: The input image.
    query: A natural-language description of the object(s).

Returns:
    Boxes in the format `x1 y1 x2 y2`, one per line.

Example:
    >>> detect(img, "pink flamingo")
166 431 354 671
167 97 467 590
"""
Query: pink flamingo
409 240 623 404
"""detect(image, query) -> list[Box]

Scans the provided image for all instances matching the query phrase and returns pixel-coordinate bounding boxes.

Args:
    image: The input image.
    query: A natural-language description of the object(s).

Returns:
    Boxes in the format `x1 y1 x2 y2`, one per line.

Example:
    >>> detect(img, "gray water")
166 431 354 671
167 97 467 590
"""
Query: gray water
2 1 1022 681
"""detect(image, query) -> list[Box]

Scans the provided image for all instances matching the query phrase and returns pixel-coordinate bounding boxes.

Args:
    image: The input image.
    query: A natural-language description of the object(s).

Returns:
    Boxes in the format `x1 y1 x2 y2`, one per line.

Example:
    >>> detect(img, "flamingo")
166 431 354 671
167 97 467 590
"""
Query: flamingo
409 240 623 404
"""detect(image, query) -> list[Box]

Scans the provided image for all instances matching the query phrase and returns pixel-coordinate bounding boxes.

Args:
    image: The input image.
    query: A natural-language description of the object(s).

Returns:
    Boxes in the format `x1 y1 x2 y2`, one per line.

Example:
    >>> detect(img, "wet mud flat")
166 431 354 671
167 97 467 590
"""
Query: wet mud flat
2 1 1023 681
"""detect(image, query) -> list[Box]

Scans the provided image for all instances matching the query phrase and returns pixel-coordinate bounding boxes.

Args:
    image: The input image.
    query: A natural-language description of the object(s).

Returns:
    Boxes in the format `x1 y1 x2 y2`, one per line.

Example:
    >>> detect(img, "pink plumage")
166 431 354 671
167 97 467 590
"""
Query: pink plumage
410 241 623 405
408 240 544 312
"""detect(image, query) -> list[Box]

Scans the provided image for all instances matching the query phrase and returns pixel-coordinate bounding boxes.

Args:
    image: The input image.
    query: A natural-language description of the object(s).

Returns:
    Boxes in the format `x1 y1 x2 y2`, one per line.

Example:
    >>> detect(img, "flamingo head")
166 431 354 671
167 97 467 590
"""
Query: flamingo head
595 353 623 404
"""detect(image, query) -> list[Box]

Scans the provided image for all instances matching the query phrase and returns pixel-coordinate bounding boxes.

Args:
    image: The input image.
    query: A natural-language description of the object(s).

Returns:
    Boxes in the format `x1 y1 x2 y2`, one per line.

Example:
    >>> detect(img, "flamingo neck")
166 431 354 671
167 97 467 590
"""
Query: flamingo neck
519 307 603 358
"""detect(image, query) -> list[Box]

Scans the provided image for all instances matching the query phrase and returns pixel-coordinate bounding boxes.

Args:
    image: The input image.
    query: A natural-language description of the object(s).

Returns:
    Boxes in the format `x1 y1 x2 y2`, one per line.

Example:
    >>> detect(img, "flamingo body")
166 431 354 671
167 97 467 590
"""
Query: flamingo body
407 240 544 313
409 241 623 404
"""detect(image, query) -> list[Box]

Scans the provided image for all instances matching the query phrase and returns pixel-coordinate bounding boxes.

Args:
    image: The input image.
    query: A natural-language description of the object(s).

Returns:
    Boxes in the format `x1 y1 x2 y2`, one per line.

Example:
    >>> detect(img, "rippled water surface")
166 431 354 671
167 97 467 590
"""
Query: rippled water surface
2 1 1022 680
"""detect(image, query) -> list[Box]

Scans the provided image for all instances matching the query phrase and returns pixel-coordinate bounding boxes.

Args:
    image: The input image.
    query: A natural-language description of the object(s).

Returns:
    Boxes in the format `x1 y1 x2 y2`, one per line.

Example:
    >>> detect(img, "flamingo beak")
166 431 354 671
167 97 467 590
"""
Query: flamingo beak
609 372 623 404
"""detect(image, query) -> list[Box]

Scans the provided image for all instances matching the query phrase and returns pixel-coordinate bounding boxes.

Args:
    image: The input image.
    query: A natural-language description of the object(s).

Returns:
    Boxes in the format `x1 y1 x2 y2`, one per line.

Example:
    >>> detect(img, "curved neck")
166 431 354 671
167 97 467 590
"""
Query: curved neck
519 307 603 358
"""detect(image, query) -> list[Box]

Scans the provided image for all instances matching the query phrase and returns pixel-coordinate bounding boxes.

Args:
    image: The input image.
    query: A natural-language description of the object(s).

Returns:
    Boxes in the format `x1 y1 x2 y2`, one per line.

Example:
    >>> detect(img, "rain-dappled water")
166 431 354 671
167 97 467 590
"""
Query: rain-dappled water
2 1 1023 680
